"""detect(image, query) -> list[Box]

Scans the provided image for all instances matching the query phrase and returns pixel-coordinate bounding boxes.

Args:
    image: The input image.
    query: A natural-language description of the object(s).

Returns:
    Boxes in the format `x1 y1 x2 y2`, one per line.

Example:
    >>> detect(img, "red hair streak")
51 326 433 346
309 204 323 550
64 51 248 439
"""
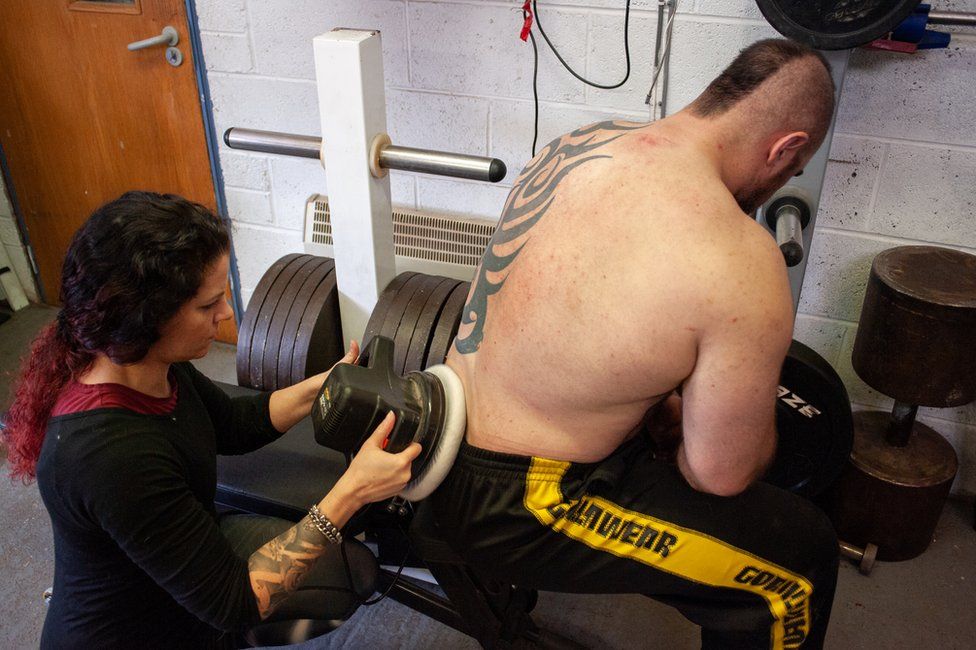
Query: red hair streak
3 323 91 481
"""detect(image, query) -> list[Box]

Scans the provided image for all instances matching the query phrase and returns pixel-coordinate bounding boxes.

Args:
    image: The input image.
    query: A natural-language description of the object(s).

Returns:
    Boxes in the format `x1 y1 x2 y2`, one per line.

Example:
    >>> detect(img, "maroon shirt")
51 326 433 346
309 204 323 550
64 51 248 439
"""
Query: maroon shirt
52 375 178 417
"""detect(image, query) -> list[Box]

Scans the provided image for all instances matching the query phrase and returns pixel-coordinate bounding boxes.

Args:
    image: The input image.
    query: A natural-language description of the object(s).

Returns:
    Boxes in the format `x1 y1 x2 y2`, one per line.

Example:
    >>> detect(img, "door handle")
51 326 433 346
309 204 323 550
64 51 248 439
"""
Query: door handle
127 26 179 51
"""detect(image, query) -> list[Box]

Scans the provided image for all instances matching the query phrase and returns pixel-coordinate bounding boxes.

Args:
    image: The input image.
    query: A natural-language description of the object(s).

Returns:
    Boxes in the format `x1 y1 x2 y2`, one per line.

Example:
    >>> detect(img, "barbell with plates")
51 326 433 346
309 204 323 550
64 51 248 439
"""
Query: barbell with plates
769 339 854 498
755 0 923 50
362 271 470 373
237 254 342 391
238 260 853 499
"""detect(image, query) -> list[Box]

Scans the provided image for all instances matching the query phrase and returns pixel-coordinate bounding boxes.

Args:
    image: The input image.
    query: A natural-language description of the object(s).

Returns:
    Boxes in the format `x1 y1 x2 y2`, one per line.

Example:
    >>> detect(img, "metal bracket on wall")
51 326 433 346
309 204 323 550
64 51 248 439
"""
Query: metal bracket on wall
646 0 678 119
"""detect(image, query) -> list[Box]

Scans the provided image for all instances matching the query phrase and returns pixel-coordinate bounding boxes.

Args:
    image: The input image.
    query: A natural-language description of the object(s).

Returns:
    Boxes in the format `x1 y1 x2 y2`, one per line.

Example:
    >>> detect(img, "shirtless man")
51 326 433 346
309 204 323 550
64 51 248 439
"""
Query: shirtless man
429 39 840 649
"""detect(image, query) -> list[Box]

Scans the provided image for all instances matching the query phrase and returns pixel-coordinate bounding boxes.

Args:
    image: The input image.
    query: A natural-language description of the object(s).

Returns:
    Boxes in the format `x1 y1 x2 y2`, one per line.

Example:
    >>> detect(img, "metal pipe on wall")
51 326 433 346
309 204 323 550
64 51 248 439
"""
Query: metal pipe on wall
223 127 506 183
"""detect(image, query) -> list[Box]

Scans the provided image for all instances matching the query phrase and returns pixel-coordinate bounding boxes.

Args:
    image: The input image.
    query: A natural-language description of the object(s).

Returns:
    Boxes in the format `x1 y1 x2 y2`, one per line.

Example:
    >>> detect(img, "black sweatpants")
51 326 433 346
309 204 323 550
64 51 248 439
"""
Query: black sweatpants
428 436 839 649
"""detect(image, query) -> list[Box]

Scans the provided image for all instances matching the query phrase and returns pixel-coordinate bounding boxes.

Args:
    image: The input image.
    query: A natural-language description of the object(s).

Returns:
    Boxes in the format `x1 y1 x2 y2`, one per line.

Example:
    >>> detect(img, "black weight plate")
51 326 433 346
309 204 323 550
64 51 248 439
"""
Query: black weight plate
363 272 418 350
276 258 336 389
756 0 921 50
290 269 343 384
380 274 428 344
764 339 854 498
236 253 303 388
393 275 449 375
261 256 330 392
426 282 470 368
249 255 315 391
405 278 462 374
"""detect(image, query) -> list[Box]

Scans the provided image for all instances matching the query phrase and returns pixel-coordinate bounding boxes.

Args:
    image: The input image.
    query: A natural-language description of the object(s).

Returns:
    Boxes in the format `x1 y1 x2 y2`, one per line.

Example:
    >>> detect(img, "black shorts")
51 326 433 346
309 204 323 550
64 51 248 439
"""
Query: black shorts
428 435 838 649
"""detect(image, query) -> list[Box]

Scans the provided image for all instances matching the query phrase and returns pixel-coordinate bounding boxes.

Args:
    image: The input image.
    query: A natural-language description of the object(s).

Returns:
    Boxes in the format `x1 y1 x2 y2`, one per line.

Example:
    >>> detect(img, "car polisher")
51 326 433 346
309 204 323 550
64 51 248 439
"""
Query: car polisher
311 336 466 501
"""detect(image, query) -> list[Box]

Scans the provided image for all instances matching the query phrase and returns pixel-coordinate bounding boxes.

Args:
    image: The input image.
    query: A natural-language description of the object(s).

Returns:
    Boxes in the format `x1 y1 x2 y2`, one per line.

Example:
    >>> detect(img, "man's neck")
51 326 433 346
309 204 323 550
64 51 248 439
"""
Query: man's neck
80 354 172 399
659 109 755 200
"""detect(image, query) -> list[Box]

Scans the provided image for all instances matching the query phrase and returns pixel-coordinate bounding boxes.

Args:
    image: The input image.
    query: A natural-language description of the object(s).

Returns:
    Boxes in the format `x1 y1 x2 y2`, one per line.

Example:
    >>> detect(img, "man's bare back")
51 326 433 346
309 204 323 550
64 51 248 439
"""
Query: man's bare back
430 43 840 647
446 119 795 479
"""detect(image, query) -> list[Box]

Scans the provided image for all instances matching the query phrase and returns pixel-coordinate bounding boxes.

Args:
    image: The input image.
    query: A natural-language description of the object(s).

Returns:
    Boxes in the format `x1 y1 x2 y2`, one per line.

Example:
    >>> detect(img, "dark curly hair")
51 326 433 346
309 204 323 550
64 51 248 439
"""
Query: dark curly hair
3 191 230 480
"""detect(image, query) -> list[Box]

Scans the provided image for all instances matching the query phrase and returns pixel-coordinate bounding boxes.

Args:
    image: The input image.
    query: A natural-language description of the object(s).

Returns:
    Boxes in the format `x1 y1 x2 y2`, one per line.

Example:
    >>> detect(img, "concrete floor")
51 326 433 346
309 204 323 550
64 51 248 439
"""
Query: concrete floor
2 305 975 649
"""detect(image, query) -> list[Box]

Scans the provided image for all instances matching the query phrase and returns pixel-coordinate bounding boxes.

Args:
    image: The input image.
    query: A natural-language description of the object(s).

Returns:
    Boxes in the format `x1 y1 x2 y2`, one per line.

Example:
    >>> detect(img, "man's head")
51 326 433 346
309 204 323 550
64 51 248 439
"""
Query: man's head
689 38 836 213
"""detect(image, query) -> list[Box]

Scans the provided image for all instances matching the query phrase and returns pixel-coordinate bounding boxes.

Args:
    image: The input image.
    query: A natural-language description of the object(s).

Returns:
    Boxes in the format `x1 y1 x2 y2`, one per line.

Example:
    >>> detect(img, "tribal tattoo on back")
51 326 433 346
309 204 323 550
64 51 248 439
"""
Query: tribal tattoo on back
454 120 643 354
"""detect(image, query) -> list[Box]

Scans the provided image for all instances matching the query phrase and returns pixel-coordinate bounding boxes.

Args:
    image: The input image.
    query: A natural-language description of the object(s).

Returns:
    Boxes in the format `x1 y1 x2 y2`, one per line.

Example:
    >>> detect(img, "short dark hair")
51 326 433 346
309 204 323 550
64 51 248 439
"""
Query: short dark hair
691 38 833 117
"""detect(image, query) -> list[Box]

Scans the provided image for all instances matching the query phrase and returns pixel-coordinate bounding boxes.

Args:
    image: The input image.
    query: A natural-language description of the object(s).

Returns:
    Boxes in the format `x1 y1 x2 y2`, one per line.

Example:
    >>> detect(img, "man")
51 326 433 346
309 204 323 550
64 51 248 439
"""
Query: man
430 39 840 649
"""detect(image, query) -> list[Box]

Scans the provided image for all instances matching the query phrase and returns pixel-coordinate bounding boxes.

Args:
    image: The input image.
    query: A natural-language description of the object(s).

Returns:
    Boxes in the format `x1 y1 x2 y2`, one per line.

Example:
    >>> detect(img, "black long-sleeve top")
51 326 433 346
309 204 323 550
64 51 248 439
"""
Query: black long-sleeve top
36 362 283 649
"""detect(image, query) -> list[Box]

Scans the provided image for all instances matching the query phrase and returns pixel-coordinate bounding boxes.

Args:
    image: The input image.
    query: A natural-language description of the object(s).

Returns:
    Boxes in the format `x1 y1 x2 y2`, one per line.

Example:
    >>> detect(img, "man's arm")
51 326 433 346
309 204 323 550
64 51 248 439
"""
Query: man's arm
676 234 794 496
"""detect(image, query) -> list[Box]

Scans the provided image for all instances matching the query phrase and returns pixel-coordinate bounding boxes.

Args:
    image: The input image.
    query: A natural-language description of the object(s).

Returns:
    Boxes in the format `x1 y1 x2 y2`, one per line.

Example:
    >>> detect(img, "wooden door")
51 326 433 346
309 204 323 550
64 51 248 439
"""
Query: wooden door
0 0 237 343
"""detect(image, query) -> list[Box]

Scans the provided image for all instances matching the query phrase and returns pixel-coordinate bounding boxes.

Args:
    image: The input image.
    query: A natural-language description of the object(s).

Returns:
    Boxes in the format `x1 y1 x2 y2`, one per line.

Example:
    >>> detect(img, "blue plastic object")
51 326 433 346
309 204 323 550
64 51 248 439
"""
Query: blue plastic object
891 3 952 49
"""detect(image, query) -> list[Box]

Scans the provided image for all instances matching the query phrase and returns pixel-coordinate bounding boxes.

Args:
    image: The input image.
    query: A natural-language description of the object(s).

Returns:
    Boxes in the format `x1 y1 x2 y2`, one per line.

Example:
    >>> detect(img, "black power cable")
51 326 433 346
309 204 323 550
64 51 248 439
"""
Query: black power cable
533 0 632 90
523 1 633 157
524 5 540 157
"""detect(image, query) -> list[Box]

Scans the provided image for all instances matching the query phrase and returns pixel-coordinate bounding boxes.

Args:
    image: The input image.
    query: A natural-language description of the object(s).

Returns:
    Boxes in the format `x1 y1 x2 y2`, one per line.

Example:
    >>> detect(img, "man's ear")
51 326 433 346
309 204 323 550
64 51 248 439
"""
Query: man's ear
766 132 810 165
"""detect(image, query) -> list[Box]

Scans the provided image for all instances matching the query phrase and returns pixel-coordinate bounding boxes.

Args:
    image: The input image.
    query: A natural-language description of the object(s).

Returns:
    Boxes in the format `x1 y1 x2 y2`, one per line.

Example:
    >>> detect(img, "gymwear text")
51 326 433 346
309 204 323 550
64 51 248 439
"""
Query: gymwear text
547 498 679 557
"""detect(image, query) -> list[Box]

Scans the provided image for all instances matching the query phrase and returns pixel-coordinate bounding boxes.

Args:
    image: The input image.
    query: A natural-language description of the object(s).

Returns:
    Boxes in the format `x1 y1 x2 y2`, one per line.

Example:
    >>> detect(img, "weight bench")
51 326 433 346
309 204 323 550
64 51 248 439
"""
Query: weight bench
214 381 580 649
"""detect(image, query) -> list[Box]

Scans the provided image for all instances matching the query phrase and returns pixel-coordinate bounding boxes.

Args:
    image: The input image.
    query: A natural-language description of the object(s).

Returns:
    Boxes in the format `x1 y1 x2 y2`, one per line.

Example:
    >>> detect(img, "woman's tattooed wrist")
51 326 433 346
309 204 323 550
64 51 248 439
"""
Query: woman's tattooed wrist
248 516 330 618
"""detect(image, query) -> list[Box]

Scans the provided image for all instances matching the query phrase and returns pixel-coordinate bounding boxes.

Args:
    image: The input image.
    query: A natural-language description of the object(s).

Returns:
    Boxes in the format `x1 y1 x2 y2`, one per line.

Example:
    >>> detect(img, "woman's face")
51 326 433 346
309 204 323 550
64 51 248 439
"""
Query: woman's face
151 254 234 363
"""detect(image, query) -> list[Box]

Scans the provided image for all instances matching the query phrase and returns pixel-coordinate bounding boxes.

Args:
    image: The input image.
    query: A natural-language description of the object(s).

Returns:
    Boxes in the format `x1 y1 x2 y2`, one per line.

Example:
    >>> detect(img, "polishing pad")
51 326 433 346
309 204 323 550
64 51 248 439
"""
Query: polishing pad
399 364 466 501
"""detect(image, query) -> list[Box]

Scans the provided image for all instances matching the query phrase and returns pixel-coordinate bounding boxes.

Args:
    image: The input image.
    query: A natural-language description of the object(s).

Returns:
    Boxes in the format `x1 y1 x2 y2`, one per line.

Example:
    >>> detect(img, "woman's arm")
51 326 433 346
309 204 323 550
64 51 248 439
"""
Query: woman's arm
247 411 421 619
268 341 361 433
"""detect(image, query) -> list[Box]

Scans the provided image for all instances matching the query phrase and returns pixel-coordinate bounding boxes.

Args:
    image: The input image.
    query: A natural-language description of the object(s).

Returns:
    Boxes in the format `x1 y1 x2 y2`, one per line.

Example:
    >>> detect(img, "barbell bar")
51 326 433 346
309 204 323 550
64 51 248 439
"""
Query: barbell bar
224 127 507 184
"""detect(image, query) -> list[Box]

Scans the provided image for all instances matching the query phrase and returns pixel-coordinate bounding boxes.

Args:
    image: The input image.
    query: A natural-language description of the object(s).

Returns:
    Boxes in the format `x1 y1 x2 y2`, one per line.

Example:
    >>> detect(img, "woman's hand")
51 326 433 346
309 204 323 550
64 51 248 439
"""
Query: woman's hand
315 340 361 382
336 412 422 508
320 412 422 524
268 340 361 433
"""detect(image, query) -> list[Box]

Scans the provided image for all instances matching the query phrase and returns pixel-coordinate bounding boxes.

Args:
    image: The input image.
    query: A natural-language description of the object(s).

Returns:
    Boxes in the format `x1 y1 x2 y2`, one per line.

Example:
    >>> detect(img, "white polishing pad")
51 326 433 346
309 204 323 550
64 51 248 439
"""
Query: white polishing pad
399 364 466 502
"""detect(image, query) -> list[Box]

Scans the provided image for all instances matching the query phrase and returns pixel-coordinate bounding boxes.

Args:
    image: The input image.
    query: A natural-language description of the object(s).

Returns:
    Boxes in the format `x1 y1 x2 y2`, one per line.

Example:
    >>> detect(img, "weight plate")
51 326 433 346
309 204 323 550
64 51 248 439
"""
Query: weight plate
393 275 451 375
261 256 331 392
764 339 854 498
276 259 336 389
755 0 921 50
380 274 428 344
249 255 315 391
290 268 343 384
363 272 418 350
236 253 303 388
405 278 462 374
426 282 470 368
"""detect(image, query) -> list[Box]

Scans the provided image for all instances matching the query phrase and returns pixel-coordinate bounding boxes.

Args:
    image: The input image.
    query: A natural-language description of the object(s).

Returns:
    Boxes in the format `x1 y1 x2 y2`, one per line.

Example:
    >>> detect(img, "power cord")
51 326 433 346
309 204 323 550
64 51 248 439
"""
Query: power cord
523 1 633 157
523 4 540 157
338 500 414 608
533 0 632 90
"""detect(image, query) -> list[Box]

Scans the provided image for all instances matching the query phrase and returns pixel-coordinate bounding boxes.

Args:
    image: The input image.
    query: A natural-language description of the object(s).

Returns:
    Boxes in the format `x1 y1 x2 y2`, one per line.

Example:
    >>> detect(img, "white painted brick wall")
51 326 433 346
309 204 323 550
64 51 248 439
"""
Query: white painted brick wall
195 0 976 494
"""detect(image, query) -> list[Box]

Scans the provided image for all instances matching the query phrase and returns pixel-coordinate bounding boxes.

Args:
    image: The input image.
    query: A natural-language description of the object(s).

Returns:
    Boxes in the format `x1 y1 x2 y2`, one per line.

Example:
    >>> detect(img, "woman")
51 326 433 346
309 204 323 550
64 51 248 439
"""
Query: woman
2 191 420 648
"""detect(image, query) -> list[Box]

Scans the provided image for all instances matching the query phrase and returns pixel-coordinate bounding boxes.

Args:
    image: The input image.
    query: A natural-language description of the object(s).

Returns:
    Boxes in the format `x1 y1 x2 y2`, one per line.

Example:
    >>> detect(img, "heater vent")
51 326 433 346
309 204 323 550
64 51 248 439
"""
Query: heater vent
306 195 495 269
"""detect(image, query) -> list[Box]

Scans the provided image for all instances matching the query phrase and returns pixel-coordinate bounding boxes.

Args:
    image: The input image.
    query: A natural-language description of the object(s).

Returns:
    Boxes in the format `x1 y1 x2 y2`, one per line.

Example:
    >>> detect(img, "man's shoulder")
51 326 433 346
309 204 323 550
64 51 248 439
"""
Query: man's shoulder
684 209 793 331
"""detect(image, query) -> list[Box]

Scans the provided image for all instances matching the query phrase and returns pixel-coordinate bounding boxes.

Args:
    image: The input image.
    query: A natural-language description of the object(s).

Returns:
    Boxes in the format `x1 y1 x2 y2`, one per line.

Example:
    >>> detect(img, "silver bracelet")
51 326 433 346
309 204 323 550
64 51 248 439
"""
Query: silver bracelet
307 504 343 545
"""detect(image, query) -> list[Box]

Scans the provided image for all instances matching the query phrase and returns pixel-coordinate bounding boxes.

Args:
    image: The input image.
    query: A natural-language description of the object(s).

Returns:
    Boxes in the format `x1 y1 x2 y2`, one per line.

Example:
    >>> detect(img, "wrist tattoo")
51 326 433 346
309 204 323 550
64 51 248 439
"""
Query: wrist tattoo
248 515 331 618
